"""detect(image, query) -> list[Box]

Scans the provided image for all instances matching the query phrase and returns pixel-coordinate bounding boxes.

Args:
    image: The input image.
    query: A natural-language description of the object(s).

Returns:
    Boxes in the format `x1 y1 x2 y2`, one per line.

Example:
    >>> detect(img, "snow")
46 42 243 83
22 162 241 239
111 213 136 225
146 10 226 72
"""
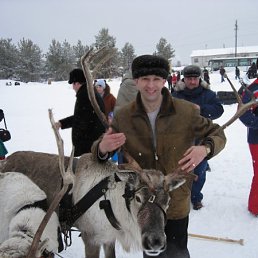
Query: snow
1 70 257 258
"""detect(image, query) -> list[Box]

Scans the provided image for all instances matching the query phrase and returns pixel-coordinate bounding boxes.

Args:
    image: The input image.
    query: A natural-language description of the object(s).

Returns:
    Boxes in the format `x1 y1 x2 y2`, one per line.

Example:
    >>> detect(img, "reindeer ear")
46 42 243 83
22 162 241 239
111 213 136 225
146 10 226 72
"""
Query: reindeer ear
116 171 137 183
167 179 186 192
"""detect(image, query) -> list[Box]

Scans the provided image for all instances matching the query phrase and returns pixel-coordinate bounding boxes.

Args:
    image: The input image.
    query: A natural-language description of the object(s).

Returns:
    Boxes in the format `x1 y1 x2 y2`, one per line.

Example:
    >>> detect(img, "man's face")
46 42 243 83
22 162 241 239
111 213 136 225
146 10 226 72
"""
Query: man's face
72 82 82 93
184 76 200 89
135 75 165 103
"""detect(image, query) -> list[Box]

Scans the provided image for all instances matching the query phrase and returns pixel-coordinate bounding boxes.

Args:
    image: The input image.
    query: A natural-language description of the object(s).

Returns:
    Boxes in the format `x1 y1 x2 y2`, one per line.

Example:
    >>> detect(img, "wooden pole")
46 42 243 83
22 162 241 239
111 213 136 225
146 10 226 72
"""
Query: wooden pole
189 233 244 246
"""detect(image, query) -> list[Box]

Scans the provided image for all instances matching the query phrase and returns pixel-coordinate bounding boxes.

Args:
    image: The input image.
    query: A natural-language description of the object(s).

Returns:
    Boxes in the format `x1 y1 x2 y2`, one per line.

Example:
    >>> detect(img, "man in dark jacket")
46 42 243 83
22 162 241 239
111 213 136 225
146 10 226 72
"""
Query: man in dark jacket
203 67 210 85
219 66 226 82
172 65 224 210
55 68 105 157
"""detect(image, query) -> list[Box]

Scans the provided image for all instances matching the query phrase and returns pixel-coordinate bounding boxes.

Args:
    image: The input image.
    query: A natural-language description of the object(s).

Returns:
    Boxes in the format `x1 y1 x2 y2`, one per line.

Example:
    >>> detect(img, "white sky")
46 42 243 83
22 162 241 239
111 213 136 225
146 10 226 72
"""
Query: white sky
1 0 258 64
1 71 258 257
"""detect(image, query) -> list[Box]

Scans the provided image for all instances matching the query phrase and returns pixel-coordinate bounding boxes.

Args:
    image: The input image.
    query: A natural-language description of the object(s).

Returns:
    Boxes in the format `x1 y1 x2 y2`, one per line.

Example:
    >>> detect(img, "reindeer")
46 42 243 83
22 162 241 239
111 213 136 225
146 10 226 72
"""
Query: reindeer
1 49 257 258
0 48 187 258
0 121 186 258
0 172 59 258
0 123 186 258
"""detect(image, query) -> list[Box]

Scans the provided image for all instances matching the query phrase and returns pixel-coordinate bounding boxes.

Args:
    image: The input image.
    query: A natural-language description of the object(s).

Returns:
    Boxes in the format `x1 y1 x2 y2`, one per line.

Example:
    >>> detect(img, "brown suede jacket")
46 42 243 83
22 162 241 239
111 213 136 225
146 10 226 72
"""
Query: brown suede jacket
92 87 226 220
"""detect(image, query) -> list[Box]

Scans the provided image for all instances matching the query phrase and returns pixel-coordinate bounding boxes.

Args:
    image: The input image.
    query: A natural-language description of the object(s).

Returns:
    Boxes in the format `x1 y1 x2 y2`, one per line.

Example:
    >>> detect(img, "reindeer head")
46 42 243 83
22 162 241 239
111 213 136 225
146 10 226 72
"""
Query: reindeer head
117 159 185 256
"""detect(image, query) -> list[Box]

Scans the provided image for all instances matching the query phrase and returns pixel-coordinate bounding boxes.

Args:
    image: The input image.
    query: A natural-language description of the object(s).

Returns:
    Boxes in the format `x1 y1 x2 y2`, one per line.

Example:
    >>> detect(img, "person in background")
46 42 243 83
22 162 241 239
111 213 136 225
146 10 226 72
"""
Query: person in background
95 79 116 119
171 73 178 92
220 66 226 82
176 71 181 82
0 109 8 159
92 55 226 258
203 67 210 85
172 65 224 210
235 66 240 80
247 62 257 79
239 77 258 216
113 71 138 164
55 68 106 157
113 71 138 114
167 73 172 92
0 139 7 160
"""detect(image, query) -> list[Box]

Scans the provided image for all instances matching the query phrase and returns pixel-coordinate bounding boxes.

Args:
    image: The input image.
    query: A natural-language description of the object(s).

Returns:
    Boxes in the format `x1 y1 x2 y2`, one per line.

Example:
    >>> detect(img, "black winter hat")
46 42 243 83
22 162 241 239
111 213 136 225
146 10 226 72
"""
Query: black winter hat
183 65 201 77
131 55 169 79
68 68 86 84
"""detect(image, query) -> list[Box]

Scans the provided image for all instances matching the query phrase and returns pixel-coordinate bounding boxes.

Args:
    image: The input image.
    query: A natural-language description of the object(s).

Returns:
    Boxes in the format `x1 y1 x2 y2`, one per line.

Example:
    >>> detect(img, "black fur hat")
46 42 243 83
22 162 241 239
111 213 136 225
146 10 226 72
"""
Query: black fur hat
131 55 169 79
183 65 201 77
68 68 86 84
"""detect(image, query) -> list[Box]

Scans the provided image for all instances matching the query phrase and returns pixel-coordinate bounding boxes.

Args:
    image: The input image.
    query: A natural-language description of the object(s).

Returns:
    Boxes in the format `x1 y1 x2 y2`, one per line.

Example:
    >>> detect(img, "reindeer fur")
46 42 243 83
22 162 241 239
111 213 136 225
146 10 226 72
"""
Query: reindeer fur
0 151 185 258
0 151 74 206
0 172 59 258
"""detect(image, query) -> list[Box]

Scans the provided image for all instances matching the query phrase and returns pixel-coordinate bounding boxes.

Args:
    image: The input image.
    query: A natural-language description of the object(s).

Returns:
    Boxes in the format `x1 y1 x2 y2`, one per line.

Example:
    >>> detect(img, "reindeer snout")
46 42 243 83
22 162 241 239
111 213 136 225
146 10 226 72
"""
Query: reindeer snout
142 232 166 256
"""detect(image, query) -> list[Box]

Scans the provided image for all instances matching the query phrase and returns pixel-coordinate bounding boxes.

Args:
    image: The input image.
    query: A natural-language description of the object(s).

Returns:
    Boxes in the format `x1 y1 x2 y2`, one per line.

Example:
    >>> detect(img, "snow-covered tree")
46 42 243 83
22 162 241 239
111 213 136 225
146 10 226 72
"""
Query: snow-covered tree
94 28 119 78
45 39 76 81
120 42 136 73
0 38 19 79
16 38 43 82
155 37 175 61
73 40 90 68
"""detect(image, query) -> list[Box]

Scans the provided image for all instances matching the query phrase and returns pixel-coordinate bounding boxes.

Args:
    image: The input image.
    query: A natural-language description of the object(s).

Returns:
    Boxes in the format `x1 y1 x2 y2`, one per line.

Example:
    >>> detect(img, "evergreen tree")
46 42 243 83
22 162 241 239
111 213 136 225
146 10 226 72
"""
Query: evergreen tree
73 40 90 68
45 39 76 81
120 42 136 73
155 37 175 61
0 38 19 79
16 38 43 82
94 28 119 78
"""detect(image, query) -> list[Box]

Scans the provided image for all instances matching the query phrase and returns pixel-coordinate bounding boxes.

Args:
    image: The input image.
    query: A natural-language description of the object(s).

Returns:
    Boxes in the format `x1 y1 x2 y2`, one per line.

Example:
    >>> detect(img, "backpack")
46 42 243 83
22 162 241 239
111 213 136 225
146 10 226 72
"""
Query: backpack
0 110 11 142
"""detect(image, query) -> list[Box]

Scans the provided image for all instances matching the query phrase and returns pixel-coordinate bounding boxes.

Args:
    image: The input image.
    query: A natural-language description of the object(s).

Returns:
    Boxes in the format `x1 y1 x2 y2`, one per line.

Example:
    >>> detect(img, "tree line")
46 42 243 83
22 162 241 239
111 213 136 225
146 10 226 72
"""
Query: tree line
0 28 177 83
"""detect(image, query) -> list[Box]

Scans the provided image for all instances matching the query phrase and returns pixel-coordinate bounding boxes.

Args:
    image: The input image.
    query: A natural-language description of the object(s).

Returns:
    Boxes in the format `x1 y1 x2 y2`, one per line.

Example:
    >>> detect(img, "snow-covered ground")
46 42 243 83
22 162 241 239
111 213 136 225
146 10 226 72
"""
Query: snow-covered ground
1 70 257 258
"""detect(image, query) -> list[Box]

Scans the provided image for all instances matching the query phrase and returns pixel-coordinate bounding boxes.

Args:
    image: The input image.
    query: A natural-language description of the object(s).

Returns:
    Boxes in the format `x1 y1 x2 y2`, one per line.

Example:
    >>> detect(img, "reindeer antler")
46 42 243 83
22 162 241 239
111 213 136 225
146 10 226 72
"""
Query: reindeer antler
26 109 75 258
118 151 156 191
81 46 116 129
220 74 258 131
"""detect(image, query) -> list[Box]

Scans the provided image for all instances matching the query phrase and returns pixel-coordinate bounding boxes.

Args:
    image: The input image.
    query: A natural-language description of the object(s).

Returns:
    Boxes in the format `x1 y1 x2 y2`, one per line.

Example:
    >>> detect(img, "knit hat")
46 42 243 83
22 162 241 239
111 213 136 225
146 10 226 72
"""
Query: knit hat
131 55 169 79
183 65 201 78
95 79 106 89
68 69 86 84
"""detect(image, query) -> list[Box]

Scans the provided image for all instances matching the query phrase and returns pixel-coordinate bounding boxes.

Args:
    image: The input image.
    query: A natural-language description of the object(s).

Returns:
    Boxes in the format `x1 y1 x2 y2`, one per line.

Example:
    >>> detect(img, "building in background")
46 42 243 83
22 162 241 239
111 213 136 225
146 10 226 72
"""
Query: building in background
190 46 258 71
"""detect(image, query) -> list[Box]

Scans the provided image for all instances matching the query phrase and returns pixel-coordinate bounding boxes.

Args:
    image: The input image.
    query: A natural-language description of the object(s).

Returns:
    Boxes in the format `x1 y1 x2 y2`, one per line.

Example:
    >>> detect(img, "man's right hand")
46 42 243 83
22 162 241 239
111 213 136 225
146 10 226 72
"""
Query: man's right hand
99 127 126 155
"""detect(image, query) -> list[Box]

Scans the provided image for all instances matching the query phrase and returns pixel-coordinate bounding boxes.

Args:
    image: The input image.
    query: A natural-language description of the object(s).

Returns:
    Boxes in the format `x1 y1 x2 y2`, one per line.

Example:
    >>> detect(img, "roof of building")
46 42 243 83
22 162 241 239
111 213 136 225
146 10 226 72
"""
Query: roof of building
190 46 258 57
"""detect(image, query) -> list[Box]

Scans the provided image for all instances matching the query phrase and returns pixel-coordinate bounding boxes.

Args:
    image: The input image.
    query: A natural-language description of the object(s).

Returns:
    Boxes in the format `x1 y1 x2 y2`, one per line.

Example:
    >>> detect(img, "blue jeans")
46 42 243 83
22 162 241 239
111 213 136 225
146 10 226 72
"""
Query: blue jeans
191 159 207 204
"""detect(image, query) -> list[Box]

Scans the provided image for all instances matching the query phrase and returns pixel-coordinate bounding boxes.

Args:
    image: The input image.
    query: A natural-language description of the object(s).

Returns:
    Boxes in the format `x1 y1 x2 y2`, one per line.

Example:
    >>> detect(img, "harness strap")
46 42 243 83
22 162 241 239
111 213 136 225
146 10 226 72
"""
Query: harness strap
66 174 121 228
99 200 121 230
16 199 48 214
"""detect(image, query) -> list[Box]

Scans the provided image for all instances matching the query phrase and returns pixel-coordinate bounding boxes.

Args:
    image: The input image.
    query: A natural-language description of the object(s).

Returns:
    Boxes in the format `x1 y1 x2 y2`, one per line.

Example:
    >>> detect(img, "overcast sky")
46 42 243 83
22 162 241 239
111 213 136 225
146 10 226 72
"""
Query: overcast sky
1 0 257 64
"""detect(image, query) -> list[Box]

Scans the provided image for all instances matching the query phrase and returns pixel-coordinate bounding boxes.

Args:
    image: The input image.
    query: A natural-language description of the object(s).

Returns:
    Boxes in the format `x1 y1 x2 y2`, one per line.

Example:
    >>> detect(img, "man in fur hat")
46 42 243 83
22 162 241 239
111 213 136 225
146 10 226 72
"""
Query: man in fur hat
92 55 226 257
55 68 105 157
172 65 224 211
